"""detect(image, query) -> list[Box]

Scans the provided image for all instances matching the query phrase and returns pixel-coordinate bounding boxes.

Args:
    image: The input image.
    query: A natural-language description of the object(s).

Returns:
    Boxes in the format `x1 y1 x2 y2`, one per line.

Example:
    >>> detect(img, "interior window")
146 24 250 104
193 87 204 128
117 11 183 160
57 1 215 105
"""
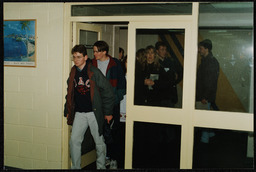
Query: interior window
134 29 184 109
195 2 253 113
71 3 192 16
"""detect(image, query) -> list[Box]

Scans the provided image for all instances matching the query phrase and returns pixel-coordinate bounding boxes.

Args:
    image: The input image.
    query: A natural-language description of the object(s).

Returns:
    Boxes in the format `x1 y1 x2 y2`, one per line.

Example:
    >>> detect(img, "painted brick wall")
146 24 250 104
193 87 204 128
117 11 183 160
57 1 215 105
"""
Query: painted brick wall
4 3 64 169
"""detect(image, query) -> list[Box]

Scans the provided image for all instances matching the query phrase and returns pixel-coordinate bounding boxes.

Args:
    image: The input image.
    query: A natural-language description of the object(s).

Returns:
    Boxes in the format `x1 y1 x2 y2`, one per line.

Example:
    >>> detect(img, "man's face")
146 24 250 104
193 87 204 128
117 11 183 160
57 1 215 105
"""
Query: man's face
198 46 208 57
93 46 106 61
157 45 167 58
119 51 123 60
73 52 87 69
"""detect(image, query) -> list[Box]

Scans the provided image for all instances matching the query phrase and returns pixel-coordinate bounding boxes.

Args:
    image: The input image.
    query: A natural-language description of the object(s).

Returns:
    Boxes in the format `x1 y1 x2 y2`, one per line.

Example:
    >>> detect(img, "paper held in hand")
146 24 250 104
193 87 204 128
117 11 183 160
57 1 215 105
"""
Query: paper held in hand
149 74 159 90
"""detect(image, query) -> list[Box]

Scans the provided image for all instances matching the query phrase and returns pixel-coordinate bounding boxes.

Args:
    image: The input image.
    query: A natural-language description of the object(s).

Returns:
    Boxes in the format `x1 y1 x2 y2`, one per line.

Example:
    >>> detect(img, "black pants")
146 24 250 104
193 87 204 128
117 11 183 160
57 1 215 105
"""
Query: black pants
106 104 121 163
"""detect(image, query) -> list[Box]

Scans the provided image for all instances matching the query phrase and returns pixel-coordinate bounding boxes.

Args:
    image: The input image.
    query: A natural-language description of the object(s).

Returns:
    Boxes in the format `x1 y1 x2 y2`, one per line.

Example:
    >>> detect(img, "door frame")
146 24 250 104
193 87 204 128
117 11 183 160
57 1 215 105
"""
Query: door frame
62 2 253 169
126 17 200 168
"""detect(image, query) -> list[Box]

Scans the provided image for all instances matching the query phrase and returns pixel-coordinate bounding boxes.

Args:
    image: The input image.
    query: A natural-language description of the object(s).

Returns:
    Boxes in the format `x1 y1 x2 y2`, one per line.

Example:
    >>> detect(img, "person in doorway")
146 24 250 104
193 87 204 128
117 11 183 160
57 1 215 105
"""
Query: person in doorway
119 47 125 62
92 40 126 169
64 44 115 169
196 39 219 111
196 39 219 145
136 48 146 66
134 48 146 105
155 41 183 107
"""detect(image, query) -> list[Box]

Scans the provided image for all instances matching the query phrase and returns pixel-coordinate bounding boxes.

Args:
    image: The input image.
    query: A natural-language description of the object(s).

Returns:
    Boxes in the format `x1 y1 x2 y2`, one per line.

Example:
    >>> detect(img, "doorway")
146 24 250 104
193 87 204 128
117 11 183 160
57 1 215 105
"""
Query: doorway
68 18 195 169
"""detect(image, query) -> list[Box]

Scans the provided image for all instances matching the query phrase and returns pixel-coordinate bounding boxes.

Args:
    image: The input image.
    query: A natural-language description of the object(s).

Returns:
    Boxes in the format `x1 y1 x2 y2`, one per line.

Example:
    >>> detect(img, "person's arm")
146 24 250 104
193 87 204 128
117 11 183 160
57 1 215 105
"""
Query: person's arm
173 57 183 85
115 58 127 103
204 59 219 102
63 78 69 117
64 65 77 125
95 68 115 123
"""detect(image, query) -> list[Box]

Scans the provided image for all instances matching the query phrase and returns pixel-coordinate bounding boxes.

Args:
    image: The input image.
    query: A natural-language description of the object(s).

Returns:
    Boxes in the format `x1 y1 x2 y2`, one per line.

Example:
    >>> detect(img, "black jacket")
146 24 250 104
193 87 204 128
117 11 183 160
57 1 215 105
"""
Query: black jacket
140 62 169 106
158 56 183 104
196 52 219 103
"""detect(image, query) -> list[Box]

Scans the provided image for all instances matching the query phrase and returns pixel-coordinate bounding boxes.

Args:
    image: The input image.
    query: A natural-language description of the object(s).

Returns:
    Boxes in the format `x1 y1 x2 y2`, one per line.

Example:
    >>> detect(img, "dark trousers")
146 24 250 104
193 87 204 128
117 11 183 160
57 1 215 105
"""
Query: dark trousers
119 122 126 168
106 104 121 163
160 99 175 108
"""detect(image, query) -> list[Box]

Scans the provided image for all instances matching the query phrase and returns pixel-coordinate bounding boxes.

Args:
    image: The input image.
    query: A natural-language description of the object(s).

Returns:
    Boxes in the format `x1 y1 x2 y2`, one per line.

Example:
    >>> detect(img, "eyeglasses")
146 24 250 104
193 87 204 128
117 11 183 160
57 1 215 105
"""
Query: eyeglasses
93 50 102 53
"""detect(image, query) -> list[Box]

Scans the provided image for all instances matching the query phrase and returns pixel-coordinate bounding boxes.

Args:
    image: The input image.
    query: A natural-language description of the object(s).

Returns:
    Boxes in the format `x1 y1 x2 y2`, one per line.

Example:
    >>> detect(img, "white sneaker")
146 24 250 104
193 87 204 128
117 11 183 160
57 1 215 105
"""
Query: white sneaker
110 159 118 169
106 157 111 167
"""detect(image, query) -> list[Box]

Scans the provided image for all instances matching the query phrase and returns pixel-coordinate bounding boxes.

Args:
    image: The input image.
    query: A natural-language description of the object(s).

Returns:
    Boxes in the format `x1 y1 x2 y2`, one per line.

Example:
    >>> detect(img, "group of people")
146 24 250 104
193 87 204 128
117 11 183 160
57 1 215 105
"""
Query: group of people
63 38 219 169
134 39 219 111
134 41 183 108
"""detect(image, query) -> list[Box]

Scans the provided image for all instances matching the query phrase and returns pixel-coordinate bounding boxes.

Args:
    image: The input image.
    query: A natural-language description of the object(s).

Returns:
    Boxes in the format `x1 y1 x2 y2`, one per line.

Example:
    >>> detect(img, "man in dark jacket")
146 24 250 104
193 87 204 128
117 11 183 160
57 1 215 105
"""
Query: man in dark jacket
64 45 115 169
196 39 219 110
155 41 183 107
196 39 219 145
92 40 126 169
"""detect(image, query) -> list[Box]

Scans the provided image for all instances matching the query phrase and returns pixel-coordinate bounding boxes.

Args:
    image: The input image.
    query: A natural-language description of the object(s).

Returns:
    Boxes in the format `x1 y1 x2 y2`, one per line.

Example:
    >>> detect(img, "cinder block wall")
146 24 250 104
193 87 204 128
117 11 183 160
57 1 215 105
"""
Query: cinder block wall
4 3 64 169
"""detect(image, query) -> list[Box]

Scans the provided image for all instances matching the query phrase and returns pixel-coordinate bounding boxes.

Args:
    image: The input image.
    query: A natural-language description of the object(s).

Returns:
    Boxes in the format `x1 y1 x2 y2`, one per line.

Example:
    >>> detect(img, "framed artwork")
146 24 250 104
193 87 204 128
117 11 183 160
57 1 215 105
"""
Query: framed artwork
4 19 37 67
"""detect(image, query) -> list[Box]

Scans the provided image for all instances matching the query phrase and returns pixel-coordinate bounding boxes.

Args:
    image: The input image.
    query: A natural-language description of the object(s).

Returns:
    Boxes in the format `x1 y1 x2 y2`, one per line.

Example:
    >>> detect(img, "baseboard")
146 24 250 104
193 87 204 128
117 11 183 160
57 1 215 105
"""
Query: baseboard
4 166 22 170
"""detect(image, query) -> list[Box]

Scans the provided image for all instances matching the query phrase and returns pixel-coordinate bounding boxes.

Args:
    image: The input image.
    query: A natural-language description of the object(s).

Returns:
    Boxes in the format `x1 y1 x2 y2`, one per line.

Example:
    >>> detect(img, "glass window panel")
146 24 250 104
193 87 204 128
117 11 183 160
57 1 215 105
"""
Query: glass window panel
199 2 253 14
196 2 254 113
193 127 254 168
133 122 181 168
79 30 98 59
71 3 192 16
134 29 184 108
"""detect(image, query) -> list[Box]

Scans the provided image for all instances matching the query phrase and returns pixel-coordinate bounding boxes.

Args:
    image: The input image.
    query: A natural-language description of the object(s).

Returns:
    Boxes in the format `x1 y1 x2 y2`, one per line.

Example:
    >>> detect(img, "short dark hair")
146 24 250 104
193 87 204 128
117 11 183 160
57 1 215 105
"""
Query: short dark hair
71 45 87 56
136 48 145 58
119 47 124 54
119 47 124 59
145 45 156 54
94 41 109 54
199 39 212 51
155 41 167 50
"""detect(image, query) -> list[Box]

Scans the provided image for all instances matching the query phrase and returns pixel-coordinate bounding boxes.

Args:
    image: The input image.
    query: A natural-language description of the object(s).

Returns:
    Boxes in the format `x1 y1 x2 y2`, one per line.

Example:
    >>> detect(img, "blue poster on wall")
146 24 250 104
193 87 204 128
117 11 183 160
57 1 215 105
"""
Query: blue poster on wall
4 19 36 67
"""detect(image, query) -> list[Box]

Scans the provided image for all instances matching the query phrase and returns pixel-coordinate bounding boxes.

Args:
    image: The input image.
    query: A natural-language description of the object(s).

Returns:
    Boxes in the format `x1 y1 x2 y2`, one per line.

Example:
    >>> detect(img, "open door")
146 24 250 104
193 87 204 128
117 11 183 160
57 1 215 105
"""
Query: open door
73 22 102 59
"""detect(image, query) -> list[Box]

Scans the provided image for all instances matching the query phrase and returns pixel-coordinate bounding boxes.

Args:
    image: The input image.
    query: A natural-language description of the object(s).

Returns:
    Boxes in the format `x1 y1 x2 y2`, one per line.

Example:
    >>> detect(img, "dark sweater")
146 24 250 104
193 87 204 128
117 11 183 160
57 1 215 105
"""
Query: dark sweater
74 65 92 113
141 62 169 106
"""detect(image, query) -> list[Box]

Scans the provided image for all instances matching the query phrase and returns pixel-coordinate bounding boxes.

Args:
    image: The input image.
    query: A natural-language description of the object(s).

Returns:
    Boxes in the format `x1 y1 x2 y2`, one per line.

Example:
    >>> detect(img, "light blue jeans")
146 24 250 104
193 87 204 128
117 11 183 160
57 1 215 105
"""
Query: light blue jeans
195 101 210 110
70 112 106 169
195 101 215 143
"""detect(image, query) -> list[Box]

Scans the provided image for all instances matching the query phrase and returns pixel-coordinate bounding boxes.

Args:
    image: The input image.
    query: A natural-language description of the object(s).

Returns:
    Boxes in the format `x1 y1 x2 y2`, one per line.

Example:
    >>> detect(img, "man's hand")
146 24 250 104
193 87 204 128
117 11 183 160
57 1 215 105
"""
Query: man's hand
105 115 113 124
201 99 208 104
144 79 155 86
